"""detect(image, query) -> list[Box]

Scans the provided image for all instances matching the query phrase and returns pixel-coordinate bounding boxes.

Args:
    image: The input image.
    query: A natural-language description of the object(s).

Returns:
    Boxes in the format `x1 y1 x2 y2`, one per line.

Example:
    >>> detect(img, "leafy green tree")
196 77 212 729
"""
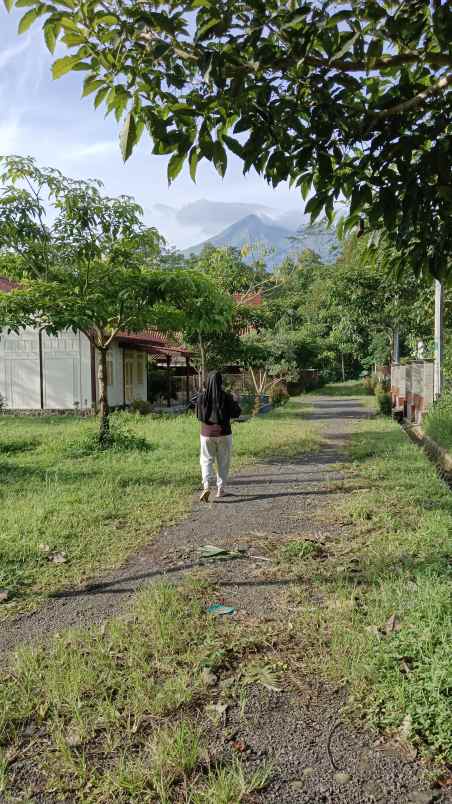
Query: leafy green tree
183 246 267 385
305 234 433 377
0 158 232 440
8 0 451 275
240 326 319 397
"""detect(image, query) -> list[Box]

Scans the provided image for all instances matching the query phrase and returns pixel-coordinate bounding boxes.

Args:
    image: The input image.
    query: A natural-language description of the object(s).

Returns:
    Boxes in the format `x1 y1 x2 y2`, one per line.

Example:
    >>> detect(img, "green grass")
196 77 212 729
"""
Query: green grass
0 403 319 616
318 380 369 396
0 583 272 802
423 392 452 451
287 416 452 764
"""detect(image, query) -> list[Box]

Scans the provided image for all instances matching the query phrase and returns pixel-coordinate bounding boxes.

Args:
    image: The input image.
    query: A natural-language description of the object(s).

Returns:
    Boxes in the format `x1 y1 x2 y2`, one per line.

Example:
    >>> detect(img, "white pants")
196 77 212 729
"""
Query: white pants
200 435 233 490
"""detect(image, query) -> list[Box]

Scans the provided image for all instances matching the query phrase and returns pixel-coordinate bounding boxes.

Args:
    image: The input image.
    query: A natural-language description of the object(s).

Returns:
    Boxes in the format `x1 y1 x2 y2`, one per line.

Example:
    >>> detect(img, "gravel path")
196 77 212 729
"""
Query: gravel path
1 396 449 803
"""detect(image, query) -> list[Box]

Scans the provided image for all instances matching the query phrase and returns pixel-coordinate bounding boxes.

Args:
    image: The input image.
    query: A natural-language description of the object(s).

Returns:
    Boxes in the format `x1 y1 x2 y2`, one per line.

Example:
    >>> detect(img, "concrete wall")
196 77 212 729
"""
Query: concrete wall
391 360 434 423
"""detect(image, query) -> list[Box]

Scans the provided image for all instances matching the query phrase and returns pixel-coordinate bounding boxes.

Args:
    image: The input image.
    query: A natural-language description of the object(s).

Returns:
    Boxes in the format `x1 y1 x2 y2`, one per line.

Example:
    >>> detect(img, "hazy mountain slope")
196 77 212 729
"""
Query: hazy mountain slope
183 214 337 266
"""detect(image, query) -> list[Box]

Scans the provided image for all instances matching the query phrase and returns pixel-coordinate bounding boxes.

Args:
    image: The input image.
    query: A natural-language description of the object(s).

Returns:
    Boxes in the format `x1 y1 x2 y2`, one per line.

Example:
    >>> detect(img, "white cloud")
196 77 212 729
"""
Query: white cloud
70 141 118 159
0 116 21 155
0 36 30 70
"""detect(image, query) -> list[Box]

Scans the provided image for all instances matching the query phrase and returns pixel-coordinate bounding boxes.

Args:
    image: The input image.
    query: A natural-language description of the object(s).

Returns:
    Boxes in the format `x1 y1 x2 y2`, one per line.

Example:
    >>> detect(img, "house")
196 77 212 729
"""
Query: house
0 277 193 412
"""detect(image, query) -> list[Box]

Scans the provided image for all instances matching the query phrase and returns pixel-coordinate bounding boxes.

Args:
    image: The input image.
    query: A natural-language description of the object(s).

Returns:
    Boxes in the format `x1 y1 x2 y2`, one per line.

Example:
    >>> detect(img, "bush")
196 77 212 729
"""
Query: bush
376 390 392 416
130 399 153 416
363 375 377 395
424 391 452 451
67 413 151 455
269 385 289 407
0 393 4 411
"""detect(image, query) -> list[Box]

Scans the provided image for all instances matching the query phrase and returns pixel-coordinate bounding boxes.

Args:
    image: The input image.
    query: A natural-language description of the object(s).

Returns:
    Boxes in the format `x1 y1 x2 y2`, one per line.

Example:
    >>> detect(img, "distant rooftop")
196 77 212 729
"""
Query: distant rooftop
0 276 19 292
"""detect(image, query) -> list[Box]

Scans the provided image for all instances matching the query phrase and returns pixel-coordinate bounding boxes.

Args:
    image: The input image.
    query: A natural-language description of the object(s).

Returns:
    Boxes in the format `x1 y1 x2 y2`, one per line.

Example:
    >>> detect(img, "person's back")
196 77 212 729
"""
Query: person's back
195 372 241 502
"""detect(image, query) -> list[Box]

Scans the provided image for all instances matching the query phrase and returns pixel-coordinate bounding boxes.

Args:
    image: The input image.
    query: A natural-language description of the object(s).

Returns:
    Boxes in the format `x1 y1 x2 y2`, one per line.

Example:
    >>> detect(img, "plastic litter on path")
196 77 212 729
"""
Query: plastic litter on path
199 544 272 562
199 544 243 560
207 604 236 616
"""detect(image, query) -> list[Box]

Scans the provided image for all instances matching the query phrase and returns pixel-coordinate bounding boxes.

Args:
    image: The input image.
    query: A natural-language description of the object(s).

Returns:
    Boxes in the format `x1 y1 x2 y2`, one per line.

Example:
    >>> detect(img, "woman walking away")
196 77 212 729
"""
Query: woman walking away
196 371 241 503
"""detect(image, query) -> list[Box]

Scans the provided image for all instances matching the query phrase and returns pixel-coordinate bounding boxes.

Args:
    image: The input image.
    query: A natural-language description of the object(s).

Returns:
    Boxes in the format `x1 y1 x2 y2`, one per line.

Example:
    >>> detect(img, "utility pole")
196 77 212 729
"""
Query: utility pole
393 331 400 363
434 279 443 400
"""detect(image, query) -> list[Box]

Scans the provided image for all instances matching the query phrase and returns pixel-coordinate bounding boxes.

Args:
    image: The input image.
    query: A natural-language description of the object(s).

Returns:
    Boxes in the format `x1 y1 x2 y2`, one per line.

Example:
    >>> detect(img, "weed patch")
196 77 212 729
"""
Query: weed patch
0 584 271 801
284 418 452 764
423 391 452 452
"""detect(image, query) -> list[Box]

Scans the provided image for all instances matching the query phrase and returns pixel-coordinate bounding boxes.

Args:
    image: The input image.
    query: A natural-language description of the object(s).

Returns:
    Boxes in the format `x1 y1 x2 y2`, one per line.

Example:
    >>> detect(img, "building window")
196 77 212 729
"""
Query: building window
107 352 114 386
136 353 145 385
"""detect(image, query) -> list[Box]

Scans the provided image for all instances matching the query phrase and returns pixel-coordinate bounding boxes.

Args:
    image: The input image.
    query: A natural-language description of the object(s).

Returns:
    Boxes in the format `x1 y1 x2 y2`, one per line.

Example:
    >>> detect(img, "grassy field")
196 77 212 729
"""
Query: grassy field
423 392 452 451
284 416 452 765
0 403 319 616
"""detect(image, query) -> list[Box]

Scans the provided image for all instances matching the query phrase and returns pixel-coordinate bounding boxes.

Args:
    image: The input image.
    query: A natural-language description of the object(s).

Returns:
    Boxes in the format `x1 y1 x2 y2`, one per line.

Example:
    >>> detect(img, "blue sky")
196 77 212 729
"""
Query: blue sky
1 9 309 249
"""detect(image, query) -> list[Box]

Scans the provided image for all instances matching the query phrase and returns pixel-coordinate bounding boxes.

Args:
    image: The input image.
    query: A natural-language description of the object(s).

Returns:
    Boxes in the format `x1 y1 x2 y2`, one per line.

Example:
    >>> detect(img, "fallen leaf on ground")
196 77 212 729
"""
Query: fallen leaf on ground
399 714 413 740
0 589 11 603
334 772 352 785
66 727 83 747
377 736 417 761
201 668 218 687
48 552 67 565
366 625 382 639
232 739 246 753
38 543 50 553
205 702 228 722
384 613 401 634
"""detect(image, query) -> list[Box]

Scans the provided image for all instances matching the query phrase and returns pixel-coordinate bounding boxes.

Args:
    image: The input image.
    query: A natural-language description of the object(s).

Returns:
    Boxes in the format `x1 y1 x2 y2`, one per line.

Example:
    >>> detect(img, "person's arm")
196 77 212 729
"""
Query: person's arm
228 393 242 420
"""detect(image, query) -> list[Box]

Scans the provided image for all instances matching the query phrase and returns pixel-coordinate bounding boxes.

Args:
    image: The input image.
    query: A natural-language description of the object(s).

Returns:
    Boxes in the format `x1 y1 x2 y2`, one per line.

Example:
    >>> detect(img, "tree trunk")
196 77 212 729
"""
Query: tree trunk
98 348 110 444
341 353 345 382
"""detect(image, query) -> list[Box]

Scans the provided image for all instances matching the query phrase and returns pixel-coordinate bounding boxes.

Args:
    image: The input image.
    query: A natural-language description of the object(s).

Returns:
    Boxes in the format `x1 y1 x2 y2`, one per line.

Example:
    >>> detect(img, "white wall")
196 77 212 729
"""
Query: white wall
94 341 125 408
0 328 93 410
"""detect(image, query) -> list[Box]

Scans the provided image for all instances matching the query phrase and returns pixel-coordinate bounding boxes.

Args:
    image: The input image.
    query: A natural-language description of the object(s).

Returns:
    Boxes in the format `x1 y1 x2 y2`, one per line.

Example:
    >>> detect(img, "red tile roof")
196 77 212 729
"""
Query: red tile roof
116 331 191 356
234 292 263 306
0 276 19 292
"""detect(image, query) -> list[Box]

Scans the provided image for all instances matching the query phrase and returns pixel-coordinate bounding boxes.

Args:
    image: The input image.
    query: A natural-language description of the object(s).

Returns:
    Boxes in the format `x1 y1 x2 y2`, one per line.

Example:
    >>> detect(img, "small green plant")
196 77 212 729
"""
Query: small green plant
363 375 377 395
67 413 150 455
281 539 318 560
424 391 452 451
190 757 272 804
269 384 289 407
376 389 392 416
130 399 153 416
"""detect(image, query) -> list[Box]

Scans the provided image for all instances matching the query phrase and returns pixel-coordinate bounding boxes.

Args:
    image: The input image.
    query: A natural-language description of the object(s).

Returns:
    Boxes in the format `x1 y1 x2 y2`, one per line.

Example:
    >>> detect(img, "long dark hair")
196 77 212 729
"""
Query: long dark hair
197 371 227 424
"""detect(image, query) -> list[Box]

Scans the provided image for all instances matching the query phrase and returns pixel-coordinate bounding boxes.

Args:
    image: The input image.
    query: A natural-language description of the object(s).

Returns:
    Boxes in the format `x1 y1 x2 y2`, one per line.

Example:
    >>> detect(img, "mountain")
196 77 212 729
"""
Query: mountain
183 213 337 267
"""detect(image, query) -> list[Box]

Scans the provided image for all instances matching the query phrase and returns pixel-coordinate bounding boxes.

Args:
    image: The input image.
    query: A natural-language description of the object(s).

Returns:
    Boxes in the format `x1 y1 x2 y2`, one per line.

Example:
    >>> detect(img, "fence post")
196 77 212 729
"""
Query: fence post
434 280 443 400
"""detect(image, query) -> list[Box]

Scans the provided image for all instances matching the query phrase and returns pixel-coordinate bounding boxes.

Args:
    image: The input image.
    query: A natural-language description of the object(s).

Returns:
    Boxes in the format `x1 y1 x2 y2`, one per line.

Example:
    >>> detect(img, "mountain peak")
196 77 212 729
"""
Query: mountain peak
183 214 337 266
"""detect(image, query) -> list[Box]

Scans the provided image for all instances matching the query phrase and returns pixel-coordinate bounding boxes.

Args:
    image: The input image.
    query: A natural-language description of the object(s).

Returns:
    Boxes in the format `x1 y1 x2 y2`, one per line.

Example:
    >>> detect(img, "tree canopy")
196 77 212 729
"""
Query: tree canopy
7 0 452 276
0 157 232 438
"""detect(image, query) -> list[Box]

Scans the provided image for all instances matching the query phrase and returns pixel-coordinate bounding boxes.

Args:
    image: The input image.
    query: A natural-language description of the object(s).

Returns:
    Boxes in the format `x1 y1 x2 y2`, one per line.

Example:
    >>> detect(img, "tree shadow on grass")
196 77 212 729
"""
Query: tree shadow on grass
0 438 41 455
0 460 99 485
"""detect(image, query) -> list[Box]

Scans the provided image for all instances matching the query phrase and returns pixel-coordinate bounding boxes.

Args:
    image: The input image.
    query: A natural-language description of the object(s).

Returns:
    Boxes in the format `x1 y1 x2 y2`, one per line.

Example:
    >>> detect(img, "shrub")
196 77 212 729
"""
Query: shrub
376 390 392 416
67 413 151 455
0 393 4 411
363 375 377 395
269 384 289 407
130 399 153 416
423 391 452 451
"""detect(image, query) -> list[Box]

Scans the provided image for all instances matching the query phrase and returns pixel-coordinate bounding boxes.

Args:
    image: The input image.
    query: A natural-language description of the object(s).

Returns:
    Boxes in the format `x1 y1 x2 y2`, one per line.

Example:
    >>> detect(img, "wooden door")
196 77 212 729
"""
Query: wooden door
124 354 134 404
